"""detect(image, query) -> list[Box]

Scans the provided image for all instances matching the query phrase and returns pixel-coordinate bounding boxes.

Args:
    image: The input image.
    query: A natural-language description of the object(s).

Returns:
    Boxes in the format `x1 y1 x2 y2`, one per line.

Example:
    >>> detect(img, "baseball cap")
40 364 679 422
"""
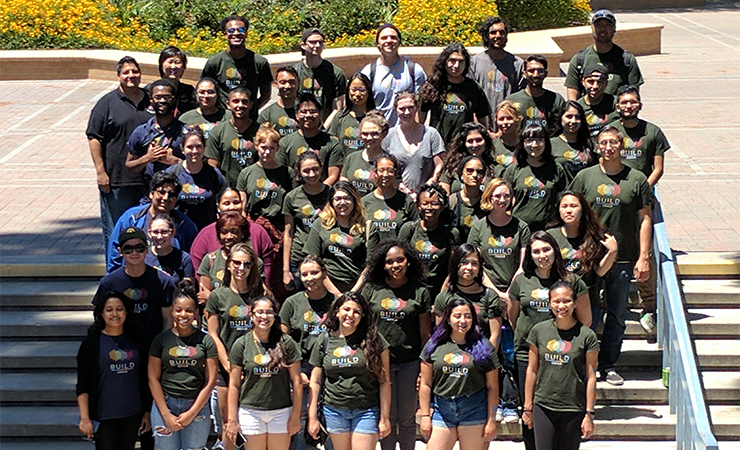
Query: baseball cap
301 27 324 42
591 10 616 25
583 64 609 79
118 227 147 246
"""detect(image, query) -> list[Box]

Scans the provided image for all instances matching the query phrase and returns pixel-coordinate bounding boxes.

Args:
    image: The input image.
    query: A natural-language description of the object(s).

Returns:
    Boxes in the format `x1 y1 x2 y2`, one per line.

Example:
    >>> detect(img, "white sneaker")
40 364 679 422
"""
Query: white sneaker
495 404 504 422
503 405 519 423
640 312 656 333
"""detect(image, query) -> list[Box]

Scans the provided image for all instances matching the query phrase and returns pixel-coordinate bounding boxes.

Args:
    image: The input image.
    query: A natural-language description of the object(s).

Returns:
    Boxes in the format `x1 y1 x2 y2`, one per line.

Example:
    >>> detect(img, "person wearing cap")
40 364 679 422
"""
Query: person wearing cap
564 9 644 101
107 171 199 273
296 27 348 124
361 24 427 126
577 64 618 142
470 16 526 133
201 14 273 119
505 55 565 137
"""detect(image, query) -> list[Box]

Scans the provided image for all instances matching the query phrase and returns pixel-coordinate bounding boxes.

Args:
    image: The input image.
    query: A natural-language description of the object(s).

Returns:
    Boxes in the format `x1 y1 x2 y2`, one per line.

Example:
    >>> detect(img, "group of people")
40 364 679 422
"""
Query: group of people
79 8 670 450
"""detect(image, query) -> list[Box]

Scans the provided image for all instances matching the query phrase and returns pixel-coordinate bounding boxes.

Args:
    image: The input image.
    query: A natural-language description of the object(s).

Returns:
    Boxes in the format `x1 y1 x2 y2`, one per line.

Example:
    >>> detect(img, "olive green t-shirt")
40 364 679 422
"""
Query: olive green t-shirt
229 333 301 410
361 282 431 364
201 49 272 119
297 60 348 121
420 340 498 398
198 249 263 288
506 89 565 137
149 329 217 399
236 163 294 224
279 290 335 359
363 190 418 250
277 131 344 182
309 332 389 410
179 108 230 139
205 119 261 188
564 44 644 96
204 286 253 352
397 221 460 293
503 161 568 232
302 222 367 293
549 135 597 183
341 151 376 196
577 95 618 141
257 102 298 138
509 272 587 362
527 320 599 412
433 288 502 338
422 78 492 144
569 165 653 262
282 185 331 264
448 192 486 242
327 112 363 157
467 217 531 291
613 119 670 178
492 139 516 171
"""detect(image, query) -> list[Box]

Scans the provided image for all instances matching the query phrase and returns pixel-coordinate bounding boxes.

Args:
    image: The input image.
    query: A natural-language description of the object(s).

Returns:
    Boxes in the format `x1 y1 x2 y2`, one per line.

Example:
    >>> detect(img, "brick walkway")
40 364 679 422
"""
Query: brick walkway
1 4 739 258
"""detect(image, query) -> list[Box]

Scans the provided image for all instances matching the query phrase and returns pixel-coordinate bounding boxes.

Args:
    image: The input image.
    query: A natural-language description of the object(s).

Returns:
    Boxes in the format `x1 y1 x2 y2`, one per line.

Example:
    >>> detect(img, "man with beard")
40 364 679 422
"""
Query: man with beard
205 86 261 188
505 55 565 136
107 172 198 272
565 10 644 101
201 14 272 119
296 27 348 122
577 65 618 142
470 16 525 133
258 66 300 137
125 79 184 176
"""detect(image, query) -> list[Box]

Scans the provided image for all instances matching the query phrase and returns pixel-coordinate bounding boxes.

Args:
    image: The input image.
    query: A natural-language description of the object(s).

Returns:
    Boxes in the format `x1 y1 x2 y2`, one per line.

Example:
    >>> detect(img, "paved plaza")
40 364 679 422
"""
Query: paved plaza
1 4 739 260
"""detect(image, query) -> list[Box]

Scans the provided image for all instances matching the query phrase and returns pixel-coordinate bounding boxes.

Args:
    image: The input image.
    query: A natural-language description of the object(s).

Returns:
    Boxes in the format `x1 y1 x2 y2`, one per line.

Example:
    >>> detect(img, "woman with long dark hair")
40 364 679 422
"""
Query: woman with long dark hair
550 101 598 182
419 43 491 144
362 240 431 450
77 292 150 449
225 296 303 450
328 72 377 157
440 122 499 195
419 298 498 450
448 156 488 242
308 293 391 450
502 124 568 232
522 282 598 450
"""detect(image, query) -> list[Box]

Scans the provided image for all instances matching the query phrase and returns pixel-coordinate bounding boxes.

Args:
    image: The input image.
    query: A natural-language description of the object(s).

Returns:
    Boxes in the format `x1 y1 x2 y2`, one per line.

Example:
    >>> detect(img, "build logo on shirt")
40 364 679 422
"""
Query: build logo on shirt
487 236 514 258
544 339 572 365
414 240 439 260
230 138 254 168
620 136 643 160
496 154 515 167
524 176 547 199
331 345 360 367
168 346 199 368
328 232 354 257
253 353 279 376
303 310 328 335
300 204 320 227
181 183 208 202
254 178 279 200
529 288 550 313
109 349 136 374
595 184 621 208
560 247 582 273
442 353 470 378
379 297 407 321
228 304 252 331
372 209 399 233
443 93 467 114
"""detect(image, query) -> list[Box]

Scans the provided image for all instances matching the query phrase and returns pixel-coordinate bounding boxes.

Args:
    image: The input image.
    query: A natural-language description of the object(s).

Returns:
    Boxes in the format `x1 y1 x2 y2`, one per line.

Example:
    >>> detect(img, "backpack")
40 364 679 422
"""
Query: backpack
574 47 634 96
368 57 418 93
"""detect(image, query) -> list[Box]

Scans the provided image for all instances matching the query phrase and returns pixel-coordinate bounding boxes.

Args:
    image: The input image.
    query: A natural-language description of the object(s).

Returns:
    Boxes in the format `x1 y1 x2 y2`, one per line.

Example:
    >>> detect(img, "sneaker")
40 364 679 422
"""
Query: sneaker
603 368 624 386
502 404 519 423
640 312 656 333
211 440 225 450
495 404 504 422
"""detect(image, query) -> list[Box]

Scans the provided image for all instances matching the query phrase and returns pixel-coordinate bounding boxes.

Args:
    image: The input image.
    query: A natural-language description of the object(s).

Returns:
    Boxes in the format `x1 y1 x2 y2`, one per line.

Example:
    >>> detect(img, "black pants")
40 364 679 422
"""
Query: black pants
533 404 583 450
95 414 142 450
516 360 536 450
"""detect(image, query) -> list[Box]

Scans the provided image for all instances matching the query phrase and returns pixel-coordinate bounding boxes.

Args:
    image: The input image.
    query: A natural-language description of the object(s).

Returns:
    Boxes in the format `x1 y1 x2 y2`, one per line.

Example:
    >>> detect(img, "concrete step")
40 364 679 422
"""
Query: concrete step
615 340 662 369
0 255 105 278
709 405 740 440
686 308 740 338
0 405 84 437
0 341 79 370
0 440 93 450
0 280 97 310
704 371 740 404
696 340 740 370
682 279 740 308
0 371 77 403
0 310 92 339
596 371 667 404
676 252 740 278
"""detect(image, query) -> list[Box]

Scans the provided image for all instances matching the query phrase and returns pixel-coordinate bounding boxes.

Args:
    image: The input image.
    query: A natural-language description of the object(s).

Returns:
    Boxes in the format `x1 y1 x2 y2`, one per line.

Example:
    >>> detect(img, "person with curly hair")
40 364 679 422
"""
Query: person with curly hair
361 240 431 450
308 293 391 450
440 122 501 195
419 43 491 144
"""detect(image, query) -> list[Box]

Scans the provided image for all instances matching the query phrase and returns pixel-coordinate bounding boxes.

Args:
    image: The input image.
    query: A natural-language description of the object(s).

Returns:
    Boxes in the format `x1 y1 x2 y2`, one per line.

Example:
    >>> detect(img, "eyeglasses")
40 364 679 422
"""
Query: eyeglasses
121 243 147 254
231 260 253 268
360 132 382 139
154 188 178 198
253 309 275 317
227 27 246 35
306 39 324 46
464 168 485 175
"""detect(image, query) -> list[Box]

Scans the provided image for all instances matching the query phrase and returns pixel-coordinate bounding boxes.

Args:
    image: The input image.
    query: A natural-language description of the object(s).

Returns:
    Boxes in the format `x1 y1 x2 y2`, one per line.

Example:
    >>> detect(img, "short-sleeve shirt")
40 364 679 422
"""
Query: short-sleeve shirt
257 103 298 138
97 333 144 420
569 165 654 262
279 291 335 359
204 286 253 352
309 332 389 410
363 190 418 248
167 162 226 230
126 117 185 175
149 329 217 399
527 320 599 412
613 119 670 178
229 333 301 410
201 50 273 120
503 161 568 232
564 44 644 96
422 78 492 144
236 163 294 225
506 89 566 137
467 216 531 291
282 185 331 264
433 288 502 338
277 131 344 182
448 192 486 242
509 272 588 362
421 340 497 398
397 221 460 293
341 152 376 196
361 282 431 364
179 108 231 139
577 95 618 140
205 119 260 188
328 112 363 157
302 222 367 293
144 247 194 285
549 135 597 182
297 60 348 120
492 139 517 170
197 249 227 290
361 57 427 126
469 51 526 128
382 126 445 191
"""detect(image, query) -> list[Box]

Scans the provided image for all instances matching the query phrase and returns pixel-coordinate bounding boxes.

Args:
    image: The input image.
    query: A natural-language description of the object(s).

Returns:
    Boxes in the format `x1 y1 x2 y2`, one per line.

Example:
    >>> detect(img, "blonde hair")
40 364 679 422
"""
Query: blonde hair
320 181 366 236
480 178 514 211
495 100 522 134
255 122 281 146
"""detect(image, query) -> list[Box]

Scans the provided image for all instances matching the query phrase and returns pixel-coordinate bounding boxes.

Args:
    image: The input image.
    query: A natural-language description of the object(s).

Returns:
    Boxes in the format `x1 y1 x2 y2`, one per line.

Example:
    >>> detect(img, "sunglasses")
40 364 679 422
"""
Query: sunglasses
227 27 246 35
121 243 147 254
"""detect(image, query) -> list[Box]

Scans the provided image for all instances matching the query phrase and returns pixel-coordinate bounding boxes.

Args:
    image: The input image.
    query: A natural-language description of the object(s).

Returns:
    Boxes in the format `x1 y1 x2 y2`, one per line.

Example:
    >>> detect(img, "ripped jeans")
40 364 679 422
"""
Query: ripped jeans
151 397 211 450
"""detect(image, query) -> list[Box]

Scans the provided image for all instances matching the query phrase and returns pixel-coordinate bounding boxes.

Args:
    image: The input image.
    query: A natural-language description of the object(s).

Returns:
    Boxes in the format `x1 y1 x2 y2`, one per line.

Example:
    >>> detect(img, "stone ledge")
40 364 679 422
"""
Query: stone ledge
0 22 662 82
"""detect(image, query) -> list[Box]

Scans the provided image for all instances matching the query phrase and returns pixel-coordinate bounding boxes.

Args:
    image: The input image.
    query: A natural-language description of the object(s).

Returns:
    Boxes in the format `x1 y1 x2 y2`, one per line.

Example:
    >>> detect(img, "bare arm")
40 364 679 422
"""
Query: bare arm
206 312 229 371
595 233 618 278
161 308 173 331
256 83 272 110
378 349 392 439
307 366 324 438
197 276 212 306
426 154 445 184
225 364 244 444
634 206 652 282
484 369 499 441
287 361 304 436
581 351 598 438
418 361 434 440
148 356 182 432
179 357 218 428
575 293 592 328
88 138 110 194
647 155 664 186
521 344 540 429
207 158 220 169
419 312 432 346
566 87 580 102
489 316 503 350
125 143 168 173
324 165 341 186
77 393 94 438
283 215 296 289
508 296 520 333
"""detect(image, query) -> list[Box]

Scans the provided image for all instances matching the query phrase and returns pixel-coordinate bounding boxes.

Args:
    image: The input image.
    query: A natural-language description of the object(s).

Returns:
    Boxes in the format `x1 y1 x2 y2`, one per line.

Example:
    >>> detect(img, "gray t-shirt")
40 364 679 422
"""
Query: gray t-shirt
382 125 445 191
469 51 525 128
361 57 427 126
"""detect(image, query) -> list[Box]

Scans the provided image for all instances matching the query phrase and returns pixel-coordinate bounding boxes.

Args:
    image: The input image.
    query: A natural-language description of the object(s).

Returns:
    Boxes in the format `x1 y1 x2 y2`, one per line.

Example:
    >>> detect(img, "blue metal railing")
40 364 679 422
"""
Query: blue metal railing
653 189 718 450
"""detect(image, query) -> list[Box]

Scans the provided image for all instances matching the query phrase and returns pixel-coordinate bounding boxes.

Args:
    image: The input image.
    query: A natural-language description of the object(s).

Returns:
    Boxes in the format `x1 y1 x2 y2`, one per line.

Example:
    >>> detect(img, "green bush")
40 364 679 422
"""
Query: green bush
496 0 590 31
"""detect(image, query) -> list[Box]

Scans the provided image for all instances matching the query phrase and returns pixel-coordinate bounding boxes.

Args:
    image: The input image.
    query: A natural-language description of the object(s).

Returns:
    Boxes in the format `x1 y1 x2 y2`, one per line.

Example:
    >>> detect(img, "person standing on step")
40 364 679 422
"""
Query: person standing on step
576 65 618 143
506 55 565 138
296 27 348 124
258 66 301 138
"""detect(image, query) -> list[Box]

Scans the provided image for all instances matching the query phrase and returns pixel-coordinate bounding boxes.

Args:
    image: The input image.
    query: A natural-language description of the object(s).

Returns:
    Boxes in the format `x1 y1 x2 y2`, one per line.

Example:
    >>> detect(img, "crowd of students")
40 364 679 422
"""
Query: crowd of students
79 9 670 450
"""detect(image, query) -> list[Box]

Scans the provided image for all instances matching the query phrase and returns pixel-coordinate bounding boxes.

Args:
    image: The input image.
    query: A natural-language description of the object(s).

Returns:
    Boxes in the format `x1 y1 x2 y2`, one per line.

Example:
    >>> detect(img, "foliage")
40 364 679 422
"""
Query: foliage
496 0 590 31
395 0 498 46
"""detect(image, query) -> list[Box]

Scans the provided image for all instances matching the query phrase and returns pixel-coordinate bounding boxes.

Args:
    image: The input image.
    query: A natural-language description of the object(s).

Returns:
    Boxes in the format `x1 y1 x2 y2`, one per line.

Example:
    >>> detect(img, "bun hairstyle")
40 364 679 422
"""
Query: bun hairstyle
174 278 198 307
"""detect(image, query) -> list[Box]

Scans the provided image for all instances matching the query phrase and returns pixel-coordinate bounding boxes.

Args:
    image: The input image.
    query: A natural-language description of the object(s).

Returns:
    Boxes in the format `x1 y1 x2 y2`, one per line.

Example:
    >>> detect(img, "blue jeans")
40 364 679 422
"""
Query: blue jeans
100 186 144 251
432 388 488 428
323 406 380 435
151 397 211 450
380 361 420 450
598 262 634 371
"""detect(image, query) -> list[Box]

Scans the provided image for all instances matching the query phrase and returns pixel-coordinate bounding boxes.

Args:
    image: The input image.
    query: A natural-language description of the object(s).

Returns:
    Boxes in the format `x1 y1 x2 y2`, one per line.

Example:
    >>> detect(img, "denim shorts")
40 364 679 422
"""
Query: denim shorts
323 405 380 435
151 397 211 450
432 388 488 428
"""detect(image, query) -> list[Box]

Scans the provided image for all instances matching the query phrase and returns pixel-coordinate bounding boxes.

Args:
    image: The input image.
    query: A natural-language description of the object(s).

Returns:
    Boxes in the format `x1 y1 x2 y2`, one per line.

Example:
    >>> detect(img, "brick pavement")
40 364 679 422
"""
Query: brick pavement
1 4 739 258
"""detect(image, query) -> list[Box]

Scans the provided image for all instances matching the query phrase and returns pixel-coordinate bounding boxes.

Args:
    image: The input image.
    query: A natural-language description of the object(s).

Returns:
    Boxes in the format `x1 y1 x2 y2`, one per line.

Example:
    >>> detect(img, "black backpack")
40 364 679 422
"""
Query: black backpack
574 47 634 97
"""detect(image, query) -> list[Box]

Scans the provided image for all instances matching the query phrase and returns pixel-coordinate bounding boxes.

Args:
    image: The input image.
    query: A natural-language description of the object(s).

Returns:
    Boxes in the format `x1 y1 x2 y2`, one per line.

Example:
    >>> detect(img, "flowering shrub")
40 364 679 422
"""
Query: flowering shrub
395 0 499 46
497 0 590 31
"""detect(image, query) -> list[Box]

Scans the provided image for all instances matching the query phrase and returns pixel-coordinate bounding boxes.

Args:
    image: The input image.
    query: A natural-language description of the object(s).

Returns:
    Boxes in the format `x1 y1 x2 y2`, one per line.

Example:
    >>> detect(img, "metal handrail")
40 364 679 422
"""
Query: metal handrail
653 189 718 450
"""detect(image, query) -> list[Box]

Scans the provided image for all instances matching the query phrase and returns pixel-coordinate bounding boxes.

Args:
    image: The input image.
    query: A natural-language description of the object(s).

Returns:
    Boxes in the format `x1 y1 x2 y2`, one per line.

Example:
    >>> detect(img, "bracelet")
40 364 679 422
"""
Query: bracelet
586 411 596 417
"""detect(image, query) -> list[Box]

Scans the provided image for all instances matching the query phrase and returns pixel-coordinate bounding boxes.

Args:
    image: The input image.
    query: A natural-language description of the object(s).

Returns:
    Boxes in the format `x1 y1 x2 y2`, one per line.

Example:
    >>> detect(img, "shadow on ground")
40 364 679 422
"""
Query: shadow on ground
0 218 103 258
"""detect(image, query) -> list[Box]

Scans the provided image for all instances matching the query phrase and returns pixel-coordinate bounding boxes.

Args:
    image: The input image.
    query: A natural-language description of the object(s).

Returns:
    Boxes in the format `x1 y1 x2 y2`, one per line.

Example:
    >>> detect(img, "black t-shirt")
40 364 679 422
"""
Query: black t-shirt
86 89 152 187
97 333 144 420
